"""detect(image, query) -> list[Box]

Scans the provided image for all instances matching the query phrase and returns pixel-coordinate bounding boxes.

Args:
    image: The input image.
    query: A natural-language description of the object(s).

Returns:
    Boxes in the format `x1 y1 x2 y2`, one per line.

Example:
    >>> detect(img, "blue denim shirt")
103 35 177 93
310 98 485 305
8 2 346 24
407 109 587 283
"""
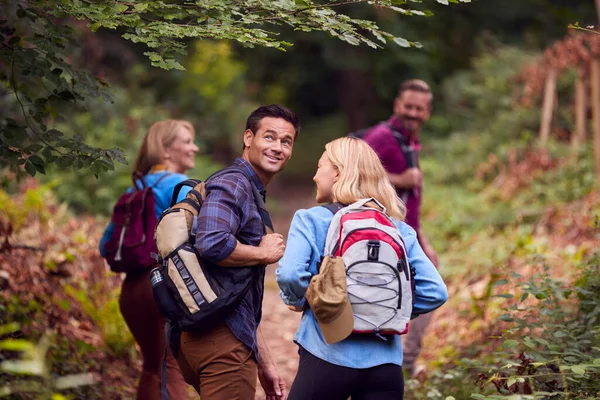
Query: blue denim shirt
276 205 448 369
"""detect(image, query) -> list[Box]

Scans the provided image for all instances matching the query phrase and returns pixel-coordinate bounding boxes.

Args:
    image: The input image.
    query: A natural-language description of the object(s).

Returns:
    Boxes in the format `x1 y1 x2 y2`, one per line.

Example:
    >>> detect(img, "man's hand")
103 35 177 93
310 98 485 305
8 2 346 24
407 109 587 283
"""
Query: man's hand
258 363 287 400
287 304 304 312
390 168 422 189
259 233 285 265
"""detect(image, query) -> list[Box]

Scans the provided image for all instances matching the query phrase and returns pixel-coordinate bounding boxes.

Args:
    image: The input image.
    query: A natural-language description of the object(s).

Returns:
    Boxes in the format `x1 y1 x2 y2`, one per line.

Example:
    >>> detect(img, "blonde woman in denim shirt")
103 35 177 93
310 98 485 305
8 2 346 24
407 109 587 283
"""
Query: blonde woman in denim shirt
276 137 448 400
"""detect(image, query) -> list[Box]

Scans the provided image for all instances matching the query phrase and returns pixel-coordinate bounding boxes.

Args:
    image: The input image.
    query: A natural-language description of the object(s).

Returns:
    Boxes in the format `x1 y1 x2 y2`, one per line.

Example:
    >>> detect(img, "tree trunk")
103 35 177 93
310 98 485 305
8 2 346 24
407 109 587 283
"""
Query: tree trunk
539 68 557 146
591 59 600 179
572 76 588 152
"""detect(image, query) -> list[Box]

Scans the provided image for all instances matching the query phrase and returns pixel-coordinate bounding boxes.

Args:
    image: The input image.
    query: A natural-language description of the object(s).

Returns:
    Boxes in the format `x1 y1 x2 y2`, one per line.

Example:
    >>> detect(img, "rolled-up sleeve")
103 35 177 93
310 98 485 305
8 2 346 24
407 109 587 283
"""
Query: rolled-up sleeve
276 210 321 308
194 174 251 263
400 223 448 316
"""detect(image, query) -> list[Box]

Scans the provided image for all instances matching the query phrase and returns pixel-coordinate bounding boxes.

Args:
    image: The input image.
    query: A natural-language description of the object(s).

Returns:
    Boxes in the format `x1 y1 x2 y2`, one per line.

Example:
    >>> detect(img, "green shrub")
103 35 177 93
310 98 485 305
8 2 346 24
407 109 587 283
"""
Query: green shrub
64 283 135 359
471 252 600 399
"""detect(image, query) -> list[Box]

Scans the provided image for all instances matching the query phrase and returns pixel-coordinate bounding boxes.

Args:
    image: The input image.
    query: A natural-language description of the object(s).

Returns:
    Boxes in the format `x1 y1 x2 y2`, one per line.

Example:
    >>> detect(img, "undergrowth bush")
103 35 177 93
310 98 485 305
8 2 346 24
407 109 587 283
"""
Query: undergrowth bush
64 283 135 359
471 250 600 399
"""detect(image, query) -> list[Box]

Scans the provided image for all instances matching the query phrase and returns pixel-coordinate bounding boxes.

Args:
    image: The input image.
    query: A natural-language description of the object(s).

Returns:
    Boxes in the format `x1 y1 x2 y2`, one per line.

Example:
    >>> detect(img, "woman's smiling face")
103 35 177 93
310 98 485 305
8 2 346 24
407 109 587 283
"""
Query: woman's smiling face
313 151 338 203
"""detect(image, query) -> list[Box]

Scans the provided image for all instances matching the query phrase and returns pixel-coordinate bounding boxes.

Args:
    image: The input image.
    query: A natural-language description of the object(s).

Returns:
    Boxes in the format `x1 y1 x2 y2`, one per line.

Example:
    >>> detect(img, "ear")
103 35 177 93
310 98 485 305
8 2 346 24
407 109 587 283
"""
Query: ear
392 96 401 115
243 129 254 149
333 169 340 183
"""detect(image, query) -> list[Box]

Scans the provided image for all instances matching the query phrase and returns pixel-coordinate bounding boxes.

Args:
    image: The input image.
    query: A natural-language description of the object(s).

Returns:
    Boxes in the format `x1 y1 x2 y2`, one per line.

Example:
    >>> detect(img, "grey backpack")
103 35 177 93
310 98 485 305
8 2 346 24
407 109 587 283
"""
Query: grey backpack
322 198 415 337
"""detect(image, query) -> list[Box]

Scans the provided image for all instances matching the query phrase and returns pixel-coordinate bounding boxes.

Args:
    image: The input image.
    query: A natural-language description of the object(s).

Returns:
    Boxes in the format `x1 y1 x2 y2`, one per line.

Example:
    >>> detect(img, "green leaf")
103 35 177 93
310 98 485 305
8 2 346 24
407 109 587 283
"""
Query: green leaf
0 323 19 336
498 314 514 322
25 144 44 153
113 4 128 13
507 377 516 387
24 160 36 177
0 339 34 352
0 359 45 376
134 3 149 12
393 37 410 47
492 293 513 299
503 340 519 349
571 365 586 375
520 292 529 302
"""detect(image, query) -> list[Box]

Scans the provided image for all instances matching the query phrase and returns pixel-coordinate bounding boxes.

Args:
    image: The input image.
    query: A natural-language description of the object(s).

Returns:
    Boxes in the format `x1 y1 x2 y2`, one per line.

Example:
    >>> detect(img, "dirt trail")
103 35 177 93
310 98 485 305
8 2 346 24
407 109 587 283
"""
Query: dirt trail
254 183 316 398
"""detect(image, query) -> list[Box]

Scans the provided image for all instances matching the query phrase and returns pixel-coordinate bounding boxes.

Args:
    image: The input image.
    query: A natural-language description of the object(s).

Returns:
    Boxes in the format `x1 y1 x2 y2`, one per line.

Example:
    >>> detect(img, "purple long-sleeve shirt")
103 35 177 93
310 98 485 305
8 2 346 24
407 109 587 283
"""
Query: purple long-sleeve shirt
362 115 422 232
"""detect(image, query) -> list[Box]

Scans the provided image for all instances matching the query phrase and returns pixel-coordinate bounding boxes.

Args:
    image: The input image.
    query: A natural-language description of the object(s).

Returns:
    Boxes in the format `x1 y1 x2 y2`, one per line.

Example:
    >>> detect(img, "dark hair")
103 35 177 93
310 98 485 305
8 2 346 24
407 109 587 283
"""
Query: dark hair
397 79 433 104
246 104 301 137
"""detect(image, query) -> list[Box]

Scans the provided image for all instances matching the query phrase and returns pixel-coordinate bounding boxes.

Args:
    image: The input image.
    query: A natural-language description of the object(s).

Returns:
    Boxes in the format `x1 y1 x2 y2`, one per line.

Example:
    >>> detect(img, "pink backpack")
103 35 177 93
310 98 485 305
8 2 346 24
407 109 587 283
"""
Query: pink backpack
104 173 169 273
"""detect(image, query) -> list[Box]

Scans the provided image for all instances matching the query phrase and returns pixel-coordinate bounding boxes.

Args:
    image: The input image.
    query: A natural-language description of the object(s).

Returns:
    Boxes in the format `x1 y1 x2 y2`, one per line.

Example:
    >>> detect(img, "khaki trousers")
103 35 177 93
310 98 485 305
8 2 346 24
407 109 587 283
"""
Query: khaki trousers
176 322 258 400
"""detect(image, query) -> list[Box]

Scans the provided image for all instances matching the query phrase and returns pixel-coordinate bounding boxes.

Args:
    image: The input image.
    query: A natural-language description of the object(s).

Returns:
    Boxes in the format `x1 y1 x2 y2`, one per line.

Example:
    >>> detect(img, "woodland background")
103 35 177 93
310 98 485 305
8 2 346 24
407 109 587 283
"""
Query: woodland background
1 0 600 399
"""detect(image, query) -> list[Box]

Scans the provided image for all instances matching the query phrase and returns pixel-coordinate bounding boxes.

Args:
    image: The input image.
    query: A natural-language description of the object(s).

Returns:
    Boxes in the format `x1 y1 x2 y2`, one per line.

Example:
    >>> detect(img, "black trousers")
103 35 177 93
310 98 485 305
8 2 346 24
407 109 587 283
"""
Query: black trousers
288 347 404 400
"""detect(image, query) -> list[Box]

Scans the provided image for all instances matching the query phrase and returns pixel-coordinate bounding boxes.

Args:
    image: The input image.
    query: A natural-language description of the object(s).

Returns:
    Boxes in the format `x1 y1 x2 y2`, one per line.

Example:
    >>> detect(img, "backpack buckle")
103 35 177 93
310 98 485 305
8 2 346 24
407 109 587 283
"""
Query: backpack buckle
151 252 162 263
367 241 380 261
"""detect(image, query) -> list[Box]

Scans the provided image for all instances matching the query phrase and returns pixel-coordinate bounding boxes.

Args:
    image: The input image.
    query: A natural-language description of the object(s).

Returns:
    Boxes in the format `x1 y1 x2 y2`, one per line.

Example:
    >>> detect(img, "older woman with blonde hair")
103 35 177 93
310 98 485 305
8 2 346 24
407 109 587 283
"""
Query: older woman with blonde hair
100 119 199 400
276 136 447 400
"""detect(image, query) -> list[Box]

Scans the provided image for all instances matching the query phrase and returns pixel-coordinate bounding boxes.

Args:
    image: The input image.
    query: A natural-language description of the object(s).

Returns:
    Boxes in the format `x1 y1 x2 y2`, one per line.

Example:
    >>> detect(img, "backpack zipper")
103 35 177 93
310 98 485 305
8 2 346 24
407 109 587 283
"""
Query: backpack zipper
337 227 404 258
115 226 126 262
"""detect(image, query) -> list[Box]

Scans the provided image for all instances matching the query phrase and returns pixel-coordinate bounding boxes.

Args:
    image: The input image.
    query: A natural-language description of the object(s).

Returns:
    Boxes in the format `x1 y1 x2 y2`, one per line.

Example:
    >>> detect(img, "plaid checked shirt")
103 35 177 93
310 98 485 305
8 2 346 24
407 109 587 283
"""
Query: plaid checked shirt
194 157 267 359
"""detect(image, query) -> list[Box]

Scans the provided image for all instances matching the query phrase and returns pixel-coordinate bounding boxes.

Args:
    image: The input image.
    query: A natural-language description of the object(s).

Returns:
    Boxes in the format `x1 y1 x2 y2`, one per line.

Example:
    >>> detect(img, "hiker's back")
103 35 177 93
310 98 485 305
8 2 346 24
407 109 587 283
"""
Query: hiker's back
98 118 200 400
102 172 189 273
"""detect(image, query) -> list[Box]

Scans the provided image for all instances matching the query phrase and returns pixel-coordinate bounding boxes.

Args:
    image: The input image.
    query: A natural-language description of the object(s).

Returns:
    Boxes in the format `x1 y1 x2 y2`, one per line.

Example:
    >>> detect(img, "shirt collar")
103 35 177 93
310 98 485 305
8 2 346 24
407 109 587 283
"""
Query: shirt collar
234 157 267 199
149 164 168 173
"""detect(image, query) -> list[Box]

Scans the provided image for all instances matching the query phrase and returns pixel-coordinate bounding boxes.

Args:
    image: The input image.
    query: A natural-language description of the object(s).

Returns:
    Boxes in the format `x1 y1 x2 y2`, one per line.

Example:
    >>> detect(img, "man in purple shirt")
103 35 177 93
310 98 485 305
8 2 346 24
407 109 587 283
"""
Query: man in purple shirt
362 79 439 377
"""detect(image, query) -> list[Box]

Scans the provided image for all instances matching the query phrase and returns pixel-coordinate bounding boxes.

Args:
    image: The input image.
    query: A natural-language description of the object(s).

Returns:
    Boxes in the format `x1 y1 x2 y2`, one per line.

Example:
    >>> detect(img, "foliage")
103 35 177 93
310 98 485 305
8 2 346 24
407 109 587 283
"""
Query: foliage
1 0 458 179
403 40 600 399
420 45 597 268
64 284 135 359
175 40 259 153
0 324 99 398
36 85 220 216
0 1 126 179
0 181 139 399
472 252 600 399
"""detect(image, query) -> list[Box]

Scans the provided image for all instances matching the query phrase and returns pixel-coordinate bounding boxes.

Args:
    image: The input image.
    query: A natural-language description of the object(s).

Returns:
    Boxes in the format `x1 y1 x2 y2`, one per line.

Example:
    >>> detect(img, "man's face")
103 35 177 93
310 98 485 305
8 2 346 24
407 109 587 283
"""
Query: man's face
242 117 295 180
393 90 432 135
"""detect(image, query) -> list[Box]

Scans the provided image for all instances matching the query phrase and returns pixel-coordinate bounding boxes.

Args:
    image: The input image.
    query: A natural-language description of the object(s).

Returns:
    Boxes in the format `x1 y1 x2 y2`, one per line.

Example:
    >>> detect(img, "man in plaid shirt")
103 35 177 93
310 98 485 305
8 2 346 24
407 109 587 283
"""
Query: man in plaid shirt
176 105 299 400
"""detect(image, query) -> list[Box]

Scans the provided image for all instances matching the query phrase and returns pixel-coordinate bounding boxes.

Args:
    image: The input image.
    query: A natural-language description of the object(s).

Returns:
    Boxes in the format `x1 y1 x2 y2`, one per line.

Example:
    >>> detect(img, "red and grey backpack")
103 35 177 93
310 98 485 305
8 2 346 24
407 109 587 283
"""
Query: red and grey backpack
322 198 416 337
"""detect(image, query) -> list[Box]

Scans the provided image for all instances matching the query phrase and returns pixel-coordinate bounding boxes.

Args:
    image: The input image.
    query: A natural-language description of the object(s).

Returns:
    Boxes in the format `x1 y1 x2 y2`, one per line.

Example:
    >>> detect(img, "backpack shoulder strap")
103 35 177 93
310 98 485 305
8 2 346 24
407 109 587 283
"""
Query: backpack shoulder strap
384 122 418 169
206 165 274 232
231 167 274 233
322 202 345 215
170 179 202 207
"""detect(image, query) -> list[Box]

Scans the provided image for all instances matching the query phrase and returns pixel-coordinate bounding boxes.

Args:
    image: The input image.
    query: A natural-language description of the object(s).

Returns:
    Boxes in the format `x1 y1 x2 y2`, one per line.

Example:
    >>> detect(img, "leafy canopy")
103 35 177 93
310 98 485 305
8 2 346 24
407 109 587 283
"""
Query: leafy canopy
1 0 467 177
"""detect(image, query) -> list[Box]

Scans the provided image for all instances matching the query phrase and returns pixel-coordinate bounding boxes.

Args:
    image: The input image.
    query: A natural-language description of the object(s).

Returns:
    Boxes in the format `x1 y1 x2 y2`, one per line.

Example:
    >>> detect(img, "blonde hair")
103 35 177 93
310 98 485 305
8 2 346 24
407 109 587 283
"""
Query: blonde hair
132 120 195 175
325 137 406 220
